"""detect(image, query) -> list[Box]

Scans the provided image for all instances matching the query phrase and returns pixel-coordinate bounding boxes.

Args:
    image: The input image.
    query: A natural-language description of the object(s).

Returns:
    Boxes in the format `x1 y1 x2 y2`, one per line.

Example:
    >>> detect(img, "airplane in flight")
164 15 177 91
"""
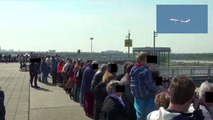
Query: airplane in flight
169 18 191 24
180 19 191 23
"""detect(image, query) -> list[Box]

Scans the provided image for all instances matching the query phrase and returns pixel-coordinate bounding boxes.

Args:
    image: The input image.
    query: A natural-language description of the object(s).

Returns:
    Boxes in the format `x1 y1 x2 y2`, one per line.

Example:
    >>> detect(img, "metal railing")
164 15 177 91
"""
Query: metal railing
160 66 213 81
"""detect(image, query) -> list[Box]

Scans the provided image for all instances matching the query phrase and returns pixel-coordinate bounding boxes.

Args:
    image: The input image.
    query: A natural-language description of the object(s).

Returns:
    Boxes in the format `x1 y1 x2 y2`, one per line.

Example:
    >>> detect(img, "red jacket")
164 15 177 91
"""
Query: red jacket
57 62 65 73
71 65 80 85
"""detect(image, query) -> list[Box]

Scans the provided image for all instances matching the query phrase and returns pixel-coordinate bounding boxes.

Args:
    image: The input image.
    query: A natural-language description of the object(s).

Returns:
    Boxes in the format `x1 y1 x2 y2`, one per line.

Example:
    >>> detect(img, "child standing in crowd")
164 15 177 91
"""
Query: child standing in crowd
154 91 170 109
130 52 158 120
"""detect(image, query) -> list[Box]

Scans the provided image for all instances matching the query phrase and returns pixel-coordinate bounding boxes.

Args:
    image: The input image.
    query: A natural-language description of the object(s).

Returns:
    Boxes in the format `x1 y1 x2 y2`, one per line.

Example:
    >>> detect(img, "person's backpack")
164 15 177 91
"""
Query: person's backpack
172 114 194 120
172 110 204 120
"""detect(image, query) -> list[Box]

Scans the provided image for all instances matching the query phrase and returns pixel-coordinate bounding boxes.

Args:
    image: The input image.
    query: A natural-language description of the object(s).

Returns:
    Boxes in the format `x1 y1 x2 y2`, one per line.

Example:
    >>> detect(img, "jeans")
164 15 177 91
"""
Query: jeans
42 72 48 83
57 73 63 84
51 71 57 84
134 95 156 120
30 73 38 87
79 91 84 107
74 87 80 102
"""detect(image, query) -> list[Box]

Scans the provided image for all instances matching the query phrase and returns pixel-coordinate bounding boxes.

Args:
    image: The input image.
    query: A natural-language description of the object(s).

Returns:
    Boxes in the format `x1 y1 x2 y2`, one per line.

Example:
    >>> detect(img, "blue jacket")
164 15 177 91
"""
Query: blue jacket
40 61 49 74
81 65 96 95
50 59 58 72
130 63 157 99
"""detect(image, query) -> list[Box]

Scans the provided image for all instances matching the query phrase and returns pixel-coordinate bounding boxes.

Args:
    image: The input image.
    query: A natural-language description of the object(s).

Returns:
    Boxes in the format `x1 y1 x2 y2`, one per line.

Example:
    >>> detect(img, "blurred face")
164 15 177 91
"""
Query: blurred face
205 100 213 107
204 89 213 107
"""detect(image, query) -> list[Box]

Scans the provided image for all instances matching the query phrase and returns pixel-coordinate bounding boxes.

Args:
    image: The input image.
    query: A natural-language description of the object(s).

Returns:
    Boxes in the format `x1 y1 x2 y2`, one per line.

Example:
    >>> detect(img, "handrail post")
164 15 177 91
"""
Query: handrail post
190 67 193 78
208 67 210 81
172 69 174 77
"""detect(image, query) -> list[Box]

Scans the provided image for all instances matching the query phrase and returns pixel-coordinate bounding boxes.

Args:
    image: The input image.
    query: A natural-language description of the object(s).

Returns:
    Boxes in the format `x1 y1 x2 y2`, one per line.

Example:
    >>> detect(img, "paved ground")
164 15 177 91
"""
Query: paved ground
0 63 91 120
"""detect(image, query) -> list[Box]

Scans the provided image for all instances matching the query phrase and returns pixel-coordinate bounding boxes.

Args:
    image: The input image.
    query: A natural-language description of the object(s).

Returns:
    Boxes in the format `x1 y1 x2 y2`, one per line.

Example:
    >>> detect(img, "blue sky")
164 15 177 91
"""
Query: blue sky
157 5 208 33
0 0 212 53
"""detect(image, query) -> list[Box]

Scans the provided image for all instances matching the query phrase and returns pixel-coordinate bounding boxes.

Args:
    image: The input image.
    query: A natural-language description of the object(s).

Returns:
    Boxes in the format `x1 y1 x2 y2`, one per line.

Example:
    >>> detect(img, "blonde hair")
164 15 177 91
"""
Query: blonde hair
136 52 148 63
102 70 115 84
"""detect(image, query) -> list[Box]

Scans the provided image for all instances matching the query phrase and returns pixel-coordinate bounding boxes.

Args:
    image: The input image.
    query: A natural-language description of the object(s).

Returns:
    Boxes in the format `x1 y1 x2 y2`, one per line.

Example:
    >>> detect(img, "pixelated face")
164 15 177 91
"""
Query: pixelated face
205 91 213 107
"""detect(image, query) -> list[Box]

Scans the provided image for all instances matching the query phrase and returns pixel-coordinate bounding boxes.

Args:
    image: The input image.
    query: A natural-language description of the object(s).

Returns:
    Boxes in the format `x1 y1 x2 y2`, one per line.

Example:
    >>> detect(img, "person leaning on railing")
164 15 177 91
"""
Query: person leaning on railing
99 80 128 120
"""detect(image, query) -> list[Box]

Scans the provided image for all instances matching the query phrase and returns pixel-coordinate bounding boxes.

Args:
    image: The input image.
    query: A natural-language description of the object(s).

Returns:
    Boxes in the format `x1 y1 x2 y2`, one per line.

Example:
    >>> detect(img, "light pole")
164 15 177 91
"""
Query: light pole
153 31 158 55
124 30 132 61
127 31 130 60
90 37 94 59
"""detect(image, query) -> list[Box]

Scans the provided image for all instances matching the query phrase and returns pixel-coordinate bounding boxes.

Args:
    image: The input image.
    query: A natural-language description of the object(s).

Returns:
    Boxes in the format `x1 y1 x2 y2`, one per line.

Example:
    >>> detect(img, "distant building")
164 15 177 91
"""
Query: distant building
48 50 56 53
1 49 6 52
101 50 124 54
9 49 14 52
133 47 171 66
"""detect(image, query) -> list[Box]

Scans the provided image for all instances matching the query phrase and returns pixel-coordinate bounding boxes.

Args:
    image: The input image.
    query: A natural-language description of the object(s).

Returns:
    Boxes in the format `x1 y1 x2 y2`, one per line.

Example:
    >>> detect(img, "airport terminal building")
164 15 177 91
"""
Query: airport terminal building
133 47 171 66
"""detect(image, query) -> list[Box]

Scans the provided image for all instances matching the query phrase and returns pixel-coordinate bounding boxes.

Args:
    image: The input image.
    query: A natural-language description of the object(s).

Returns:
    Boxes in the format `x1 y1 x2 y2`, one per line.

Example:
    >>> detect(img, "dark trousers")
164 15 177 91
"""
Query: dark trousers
20 62 22 69
51 71 57 84
94 100 103 120
0 90 5 120
57 73 63 84
84 92 94 116
42 75 47 83
74 87 80 102
30 73 38 87
62 77 68 89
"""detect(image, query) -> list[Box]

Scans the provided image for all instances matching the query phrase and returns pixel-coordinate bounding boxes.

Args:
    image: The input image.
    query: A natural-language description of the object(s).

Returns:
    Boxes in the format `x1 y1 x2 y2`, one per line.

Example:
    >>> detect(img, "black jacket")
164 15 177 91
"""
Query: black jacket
99 95 129 120
91 71 104 93
115 73 125 81
122 83 136 120
0 90 5 120
93 82 108 120
29 62 40 74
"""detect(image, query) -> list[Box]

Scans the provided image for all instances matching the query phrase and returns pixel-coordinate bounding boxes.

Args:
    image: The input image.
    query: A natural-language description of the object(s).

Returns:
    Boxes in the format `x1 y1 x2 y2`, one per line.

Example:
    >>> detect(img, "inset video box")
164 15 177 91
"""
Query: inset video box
157 5 208 33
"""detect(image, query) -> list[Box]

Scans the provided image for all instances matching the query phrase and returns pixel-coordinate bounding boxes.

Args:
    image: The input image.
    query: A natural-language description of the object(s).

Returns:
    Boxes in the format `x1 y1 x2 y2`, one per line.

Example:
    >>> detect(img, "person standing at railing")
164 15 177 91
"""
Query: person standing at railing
40 57 49 83
130 52 158 120
57 58 65 87
81 61 98 118
50 56 58 84
188 81 213 119
116 62 131 81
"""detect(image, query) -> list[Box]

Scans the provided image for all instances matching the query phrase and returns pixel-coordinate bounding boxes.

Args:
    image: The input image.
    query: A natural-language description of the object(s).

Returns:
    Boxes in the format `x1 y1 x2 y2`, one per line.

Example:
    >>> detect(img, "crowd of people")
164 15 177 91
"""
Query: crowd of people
27 52 213 120
0 54 18 63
